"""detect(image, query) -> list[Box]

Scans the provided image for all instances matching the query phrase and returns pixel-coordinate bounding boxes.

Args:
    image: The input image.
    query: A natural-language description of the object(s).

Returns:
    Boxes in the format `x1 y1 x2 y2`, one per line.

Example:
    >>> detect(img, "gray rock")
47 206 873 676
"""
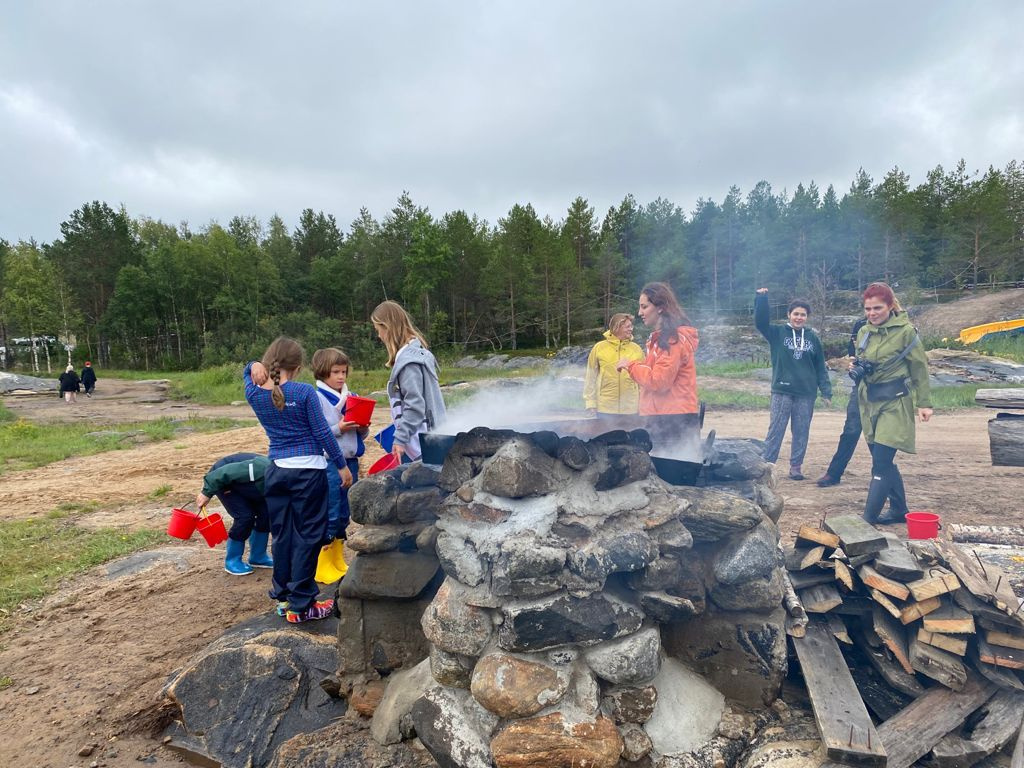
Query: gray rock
401 462 442 488
498 535 566 579
370 659 434 745
708 438 770 482
415 524 439 553
396 487 444 523
662 607 787 707
595 445 653 490
649 519 694 555
410 686 497 768
709 570 784 613
639 592 700 623
0 370 60 394
349 473 402 526
338 551 441 600
603 684 658 724
497 591 644 652
429 645 476 688
583 626 662 685
621 722 654 762
711 520 781 586
557 435 594 470
478 439 558 498
421 579 494 657
163 613 343 768
672 488 763 542
625 555 683 592
568 530 659 582
344 524 404 554
435 531 488 587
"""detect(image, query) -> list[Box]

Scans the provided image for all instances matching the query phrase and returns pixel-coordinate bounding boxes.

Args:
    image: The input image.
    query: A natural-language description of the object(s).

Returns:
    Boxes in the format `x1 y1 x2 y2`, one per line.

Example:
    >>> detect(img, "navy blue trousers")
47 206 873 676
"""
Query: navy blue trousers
217 487 270 541
264 464 329 612
325 458 359 540
825 394 864 480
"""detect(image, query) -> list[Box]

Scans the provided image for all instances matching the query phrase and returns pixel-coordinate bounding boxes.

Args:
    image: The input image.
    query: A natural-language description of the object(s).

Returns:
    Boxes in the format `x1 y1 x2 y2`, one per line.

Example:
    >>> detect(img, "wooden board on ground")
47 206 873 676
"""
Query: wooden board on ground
788 567 836 591
984 627 1024 650
901 595 942 625
906 567 961 601
792 621 887 766
801 583 843 614
797 524 840 549
929 735 986 768
971 689 1024 757
856 631 927 698
973 655 1024 692
917 628 968 656
950 523 1024 548
988 414 1024 467
1013 711 1024 768
978 637 1024 670
824 515 888 557
954 586 1024 631
975 388 1024 409
921 602 976 635
934 539 1020 615
909 637 967 690
859 563 911 600
832 595 875 617
873 605 913 675
786 545 826 571
873 535 925 581
874 674 995 768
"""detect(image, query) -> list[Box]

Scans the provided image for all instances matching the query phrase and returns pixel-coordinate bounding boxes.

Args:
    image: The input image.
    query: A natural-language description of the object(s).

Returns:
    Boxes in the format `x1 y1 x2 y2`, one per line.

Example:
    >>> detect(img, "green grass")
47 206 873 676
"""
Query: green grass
149 485 173 499
0 415 248 476
697 361 768 379
0 401 14 424
0 515 165 633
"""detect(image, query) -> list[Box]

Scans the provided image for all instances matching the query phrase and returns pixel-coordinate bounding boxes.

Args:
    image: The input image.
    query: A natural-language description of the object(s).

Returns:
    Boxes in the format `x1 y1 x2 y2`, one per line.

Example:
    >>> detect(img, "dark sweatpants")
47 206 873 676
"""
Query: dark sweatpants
264 464 329 613
825 394 864 480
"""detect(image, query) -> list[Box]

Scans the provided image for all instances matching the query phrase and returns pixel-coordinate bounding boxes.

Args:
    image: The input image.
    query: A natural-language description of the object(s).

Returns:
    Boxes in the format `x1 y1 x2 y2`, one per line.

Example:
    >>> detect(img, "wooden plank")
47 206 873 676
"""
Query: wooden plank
800 583 843 614
975 388 1024 408
978 637 1024 670
834 558 854 591
785 544 826 571
909 637 968 690
934 539 1020 615
928 735 986 768
906 567 961 601
984 627 1024 650
797 524 840 549
950 523 1024 548
973 656 1024 691
832 594 876 617
792 621 887 766
859 563 911 600
921 603 975 635
1013 711 1024 768
873 535 925 581
917 628 968 656
788 567 836 590
989 415 1024 467
855 630 927 698
954 586 1024 631
900 595 942 625
824 514 888 557
971 689 1024 757
873 605 913 674
870 588 904 620
828 613 852 645
874 674 995 768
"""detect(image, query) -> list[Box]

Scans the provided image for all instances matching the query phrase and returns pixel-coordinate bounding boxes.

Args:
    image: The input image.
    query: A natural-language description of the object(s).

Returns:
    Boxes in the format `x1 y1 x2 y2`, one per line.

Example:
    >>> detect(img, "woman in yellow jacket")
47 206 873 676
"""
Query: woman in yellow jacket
584 313 644 416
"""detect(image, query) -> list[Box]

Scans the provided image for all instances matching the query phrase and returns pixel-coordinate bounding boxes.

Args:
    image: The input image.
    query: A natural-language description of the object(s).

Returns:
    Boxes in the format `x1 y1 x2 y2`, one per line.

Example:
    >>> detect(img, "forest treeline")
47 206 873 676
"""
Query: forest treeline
1 159 1022 371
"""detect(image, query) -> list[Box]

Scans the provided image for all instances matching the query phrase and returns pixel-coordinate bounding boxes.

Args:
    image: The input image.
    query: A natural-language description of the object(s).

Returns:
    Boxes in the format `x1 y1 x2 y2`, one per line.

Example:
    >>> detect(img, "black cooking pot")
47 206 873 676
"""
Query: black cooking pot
650 455 702 486
420 432 457 465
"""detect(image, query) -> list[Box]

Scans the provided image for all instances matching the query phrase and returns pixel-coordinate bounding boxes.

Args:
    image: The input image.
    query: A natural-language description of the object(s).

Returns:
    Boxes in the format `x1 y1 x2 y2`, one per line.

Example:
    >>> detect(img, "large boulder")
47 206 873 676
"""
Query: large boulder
489 712 623 768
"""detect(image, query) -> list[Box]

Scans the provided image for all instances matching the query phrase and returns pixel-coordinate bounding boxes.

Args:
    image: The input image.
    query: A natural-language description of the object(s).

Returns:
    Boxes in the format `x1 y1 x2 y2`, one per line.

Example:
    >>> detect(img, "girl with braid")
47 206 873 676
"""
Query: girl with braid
245 337 351 623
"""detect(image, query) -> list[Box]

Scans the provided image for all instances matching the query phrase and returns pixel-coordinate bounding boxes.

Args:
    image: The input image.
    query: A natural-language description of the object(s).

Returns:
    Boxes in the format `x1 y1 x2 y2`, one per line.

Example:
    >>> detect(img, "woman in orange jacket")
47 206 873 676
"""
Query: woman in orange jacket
616 282 700 445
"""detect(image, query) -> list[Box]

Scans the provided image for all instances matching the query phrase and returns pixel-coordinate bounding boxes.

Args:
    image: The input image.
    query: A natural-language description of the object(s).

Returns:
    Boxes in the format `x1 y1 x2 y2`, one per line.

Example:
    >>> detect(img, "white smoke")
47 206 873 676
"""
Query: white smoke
437 374 588 434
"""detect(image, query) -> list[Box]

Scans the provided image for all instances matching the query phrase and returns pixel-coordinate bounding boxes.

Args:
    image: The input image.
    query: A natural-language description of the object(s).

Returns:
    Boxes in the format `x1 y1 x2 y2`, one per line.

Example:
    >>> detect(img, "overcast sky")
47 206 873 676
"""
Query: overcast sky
2 1 1022 244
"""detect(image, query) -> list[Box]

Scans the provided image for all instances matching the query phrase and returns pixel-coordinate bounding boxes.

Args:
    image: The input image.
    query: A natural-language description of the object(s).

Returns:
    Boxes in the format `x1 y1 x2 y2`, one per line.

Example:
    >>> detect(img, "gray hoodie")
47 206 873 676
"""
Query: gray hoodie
388 339 447 457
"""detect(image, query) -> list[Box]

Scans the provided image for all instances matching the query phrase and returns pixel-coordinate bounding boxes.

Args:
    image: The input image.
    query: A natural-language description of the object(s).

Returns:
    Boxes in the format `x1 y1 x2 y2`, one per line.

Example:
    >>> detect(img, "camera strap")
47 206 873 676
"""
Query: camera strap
855 329 920 377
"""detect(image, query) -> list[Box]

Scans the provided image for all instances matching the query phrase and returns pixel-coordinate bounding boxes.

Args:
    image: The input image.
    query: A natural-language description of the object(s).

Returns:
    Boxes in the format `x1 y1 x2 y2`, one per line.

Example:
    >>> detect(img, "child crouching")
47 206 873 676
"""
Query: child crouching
196 452 273 576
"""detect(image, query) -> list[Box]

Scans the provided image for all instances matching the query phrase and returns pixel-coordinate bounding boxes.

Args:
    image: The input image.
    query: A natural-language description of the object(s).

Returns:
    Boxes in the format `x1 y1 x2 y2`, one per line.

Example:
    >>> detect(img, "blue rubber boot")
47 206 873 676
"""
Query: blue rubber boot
224 538 254 575
247 531 273 569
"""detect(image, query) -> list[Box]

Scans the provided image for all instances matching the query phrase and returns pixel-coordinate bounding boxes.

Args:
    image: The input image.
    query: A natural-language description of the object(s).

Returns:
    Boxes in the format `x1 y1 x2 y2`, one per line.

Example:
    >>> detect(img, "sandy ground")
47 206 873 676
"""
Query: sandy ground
1 381 1024 767
911 287 1024 338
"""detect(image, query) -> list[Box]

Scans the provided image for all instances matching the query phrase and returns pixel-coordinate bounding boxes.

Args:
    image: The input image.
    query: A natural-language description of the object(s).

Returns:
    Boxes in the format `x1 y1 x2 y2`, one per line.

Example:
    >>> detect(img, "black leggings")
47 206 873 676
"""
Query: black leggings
868 442 897 478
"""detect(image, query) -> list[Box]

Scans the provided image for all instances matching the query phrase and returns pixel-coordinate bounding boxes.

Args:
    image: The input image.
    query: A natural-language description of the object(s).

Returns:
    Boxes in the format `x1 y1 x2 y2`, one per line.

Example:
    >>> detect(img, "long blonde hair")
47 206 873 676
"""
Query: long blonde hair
371 301 428 367
261 336 304 410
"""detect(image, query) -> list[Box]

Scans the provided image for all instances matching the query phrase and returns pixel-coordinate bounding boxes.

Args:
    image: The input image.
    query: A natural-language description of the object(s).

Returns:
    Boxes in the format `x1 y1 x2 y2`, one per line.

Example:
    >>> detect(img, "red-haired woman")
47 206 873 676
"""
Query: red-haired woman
854 282 932 524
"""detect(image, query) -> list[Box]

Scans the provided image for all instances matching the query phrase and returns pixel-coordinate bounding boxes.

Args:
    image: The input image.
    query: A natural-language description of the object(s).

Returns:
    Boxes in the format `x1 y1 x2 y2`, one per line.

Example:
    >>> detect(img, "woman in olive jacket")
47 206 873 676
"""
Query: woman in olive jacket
855 282 932 524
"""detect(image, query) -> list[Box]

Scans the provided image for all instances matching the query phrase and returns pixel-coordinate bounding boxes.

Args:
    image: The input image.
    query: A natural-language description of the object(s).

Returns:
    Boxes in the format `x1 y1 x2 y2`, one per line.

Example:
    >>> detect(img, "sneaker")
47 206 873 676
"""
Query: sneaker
275 601 288 617
285 599 335 624
816 474 840 487
789 467 805 481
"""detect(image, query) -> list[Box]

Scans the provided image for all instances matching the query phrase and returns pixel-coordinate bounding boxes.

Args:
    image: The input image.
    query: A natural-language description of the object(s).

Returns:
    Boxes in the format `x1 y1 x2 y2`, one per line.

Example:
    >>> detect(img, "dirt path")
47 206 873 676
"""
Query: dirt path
1 381 1023 766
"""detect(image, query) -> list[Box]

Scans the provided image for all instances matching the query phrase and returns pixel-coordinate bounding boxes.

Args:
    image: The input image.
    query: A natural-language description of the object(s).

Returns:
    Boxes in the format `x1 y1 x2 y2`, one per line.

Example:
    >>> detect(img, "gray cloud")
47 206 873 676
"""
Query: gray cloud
1 1 1022 242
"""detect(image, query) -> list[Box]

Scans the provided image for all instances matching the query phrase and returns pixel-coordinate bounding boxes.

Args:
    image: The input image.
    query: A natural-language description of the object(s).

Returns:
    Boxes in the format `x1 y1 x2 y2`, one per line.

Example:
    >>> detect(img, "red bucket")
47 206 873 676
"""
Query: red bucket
344 395 376 427
906 511 942 540
369 453 400 475
167 507 200 540
196 510 229 547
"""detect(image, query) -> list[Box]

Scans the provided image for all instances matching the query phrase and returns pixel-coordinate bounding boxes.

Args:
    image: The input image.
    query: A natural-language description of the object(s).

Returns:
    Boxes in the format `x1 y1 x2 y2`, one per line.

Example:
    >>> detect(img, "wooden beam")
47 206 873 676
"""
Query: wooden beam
874 674 995 768
917 628 968 657
859 564 911 601
1012 710 1024 768
824 515 888 557
855 630 927 698
834 559 854 591
906 567 961 601
955 586 1024 631
950 523 1024 548
797 524 840 549
978 637 1024 670
909 637 968 690
971 689 1024 758
928 735 986 768
801 583 843 614
786 544 826 571
873 605 913 675
934 539 1020 615
828 613 852 645
921 603 976 635
989 415 1024 467
792 621 887 766
975 388 1024 408
973 655 1024 692
788 567 836 591
984 628 1024 650
873 535 925 581
900 595 942 625
870 588 904 620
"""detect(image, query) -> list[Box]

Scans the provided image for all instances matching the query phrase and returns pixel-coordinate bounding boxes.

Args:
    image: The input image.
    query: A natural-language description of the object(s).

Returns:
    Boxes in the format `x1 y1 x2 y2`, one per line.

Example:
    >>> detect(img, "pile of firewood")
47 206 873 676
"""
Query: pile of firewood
782 514 1024 768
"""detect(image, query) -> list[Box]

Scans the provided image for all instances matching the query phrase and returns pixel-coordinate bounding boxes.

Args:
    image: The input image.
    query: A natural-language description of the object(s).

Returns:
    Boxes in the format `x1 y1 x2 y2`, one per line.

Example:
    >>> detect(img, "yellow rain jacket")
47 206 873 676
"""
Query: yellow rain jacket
583 331 644 414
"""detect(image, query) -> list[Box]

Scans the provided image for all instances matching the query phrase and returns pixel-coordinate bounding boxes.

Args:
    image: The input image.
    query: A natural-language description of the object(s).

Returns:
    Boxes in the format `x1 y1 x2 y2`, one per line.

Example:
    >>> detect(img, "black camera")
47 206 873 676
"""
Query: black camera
848 358 875 383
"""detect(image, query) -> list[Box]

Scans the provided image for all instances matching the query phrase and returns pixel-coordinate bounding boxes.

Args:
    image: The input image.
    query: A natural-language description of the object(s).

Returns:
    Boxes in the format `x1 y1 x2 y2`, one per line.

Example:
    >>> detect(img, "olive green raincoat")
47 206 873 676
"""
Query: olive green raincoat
856 311 932 454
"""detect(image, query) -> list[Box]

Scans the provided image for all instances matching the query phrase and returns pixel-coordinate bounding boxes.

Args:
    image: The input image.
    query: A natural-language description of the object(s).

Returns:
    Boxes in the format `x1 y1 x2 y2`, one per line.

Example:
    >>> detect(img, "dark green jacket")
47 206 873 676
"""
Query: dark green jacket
754 293 832 399
856 311 931 454
201 454 269 497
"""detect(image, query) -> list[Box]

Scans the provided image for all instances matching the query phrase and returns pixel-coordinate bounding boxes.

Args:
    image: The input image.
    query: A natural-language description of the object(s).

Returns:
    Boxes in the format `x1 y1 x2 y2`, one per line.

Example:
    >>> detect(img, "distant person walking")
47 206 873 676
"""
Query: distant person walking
59 364 81 404
81 361 97 397
754 288 832 480
584 313 644 416
371 300 447 464
854 282 932 525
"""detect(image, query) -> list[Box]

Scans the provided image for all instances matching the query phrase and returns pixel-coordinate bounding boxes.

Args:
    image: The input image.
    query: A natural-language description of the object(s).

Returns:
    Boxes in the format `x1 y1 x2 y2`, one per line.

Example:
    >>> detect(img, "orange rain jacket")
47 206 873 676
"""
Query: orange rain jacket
626 326 700 415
